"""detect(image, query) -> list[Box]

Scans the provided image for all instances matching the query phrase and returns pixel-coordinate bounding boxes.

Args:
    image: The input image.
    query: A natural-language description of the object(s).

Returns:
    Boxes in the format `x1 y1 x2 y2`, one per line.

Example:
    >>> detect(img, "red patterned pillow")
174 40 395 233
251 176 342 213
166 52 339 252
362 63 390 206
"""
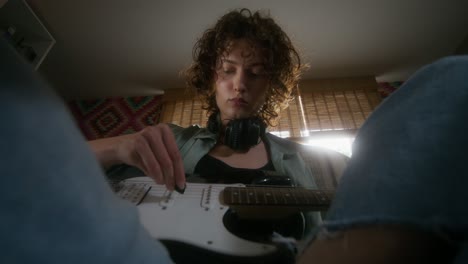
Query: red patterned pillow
67 96 163 140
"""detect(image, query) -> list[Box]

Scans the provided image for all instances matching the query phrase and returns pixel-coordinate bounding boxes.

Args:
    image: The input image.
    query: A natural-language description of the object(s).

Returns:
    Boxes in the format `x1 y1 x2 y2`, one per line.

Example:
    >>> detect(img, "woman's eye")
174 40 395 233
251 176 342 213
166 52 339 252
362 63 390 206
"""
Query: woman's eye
250 69 265 77
251 66 266 75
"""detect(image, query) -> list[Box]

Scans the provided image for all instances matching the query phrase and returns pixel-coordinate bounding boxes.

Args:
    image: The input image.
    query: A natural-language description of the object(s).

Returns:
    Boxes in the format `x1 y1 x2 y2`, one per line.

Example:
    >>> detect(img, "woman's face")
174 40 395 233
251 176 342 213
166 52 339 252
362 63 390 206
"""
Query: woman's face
214 39 269 124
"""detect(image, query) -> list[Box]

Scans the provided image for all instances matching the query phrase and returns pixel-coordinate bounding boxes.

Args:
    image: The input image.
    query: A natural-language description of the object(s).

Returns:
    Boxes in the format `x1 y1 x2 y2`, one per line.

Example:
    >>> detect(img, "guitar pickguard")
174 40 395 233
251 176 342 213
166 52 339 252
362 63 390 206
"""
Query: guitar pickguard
115 177 280 258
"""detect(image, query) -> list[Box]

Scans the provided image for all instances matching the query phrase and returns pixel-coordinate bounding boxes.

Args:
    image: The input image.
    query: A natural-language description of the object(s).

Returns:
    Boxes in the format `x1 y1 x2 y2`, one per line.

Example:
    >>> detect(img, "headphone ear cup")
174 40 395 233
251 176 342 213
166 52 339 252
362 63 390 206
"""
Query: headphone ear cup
223 121 234 148
248 118 266 145
227 119 244 149
248 121 260 145
255 118 266 136
207 112 221 134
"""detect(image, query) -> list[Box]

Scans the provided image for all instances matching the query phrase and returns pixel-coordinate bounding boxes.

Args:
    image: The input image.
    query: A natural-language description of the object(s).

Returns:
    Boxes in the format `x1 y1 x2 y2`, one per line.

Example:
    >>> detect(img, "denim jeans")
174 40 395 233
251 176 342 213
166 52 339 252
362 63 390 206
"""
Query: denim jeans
320 55 468 263
0 41 172 263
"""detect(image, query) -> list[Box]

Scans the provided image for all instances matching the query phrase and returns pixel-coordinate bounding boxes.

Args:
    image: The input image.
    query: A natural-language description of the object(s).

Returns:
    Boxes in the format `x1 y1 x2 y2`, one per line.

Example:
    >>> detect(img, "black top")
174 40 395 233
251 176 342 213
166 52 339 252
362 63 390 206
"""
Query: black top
192 154 278 185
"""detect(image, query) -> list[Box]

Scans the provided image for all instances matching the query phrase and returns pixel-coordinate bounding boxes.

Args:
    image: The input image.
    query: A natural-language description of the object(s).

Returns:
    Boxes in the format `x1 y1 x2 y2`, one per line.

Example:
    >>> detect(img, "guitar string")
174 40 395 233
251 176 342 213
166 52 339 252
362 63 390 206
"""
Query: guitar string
118 180 333 201
116 179 333 192
116 179 333 205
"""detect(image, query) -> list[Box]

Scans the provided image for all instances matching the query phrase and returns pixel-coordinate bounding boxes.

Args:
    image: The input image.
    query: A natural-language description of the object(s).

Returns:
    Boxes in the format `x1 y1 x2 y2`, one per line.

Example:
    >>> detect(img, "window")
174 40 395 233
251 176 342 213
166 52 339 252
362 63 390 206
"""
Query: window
269 77 381 137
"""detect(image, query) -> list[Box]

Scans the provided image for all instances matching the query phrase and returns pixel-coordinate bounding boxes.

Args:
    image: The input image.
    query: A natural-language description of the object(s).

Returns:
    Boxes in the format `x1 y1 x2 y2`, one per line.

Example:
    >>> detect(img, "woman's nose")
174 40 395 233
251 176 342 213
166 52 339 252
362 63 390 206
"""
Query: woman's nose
233 71 247 93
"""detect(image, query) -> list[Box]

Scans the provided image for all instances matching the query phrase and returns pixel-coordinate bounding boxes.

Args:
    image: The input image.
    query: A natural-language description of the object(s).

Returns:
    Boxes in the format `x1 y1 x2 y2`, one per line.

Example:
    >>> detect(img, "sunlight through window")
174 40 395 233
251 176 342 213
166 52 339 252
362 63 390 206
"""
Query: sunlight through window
305 136 354 157
270 130 355 157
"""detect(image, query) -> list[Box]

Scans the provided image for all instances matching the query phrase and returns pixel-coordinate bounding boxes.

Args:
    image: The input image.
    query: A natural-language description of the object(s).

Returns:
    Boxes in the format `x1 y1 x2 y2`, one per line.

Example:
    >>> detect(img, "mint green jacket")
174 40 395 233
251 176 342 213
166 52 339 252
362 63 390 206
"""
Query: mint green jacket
169 124 348 190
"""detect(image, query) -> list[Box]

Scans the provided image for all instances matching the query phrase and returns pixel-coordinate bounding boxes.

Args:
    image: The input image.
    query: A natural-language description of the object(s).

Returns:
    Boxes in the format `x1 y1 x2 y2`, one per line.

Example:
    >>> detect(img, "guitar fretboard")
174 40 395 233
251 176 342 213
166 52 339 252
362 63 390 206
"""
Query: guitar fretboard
223 186 334 211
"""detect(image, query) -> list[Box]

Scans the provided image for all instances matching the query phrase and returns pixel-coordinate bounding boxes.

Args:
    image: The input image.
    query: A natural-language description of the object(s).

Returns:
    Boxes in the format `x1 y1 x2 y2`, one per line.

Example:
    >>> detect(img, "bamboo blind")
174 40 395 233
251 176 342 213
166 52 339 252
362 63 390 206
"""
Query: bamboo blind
269 77 381 137
160 88 209 127
160 77 381 137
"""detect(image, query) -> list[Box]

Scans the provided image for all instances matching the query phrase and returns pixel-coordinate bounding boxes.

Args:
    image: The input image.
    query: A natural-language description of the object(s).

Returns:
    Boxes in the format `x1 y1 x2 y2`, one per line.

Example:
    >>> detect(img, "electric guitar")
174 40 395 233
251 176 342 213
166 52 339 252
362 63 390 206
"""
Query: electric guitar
114 177 333 264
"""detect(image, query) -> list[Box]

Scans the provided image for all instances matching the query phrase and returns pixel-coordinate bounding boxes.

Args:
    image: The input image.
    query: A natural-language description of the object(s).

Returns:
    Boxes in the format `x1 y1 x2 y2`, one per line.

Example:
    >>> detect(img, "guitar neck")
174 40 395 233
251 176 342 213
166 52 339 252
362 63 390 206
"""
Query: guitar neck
222 186 334 211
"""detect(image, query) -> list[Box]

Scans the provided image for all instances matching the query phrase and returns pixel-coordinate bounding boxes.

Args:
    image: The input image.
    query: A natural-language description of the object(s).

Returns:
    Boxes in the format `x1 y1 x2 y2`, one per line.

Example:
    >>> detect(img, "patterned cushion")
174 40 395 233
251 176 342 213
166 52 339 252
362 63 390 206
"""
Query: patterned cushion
67 95 163 140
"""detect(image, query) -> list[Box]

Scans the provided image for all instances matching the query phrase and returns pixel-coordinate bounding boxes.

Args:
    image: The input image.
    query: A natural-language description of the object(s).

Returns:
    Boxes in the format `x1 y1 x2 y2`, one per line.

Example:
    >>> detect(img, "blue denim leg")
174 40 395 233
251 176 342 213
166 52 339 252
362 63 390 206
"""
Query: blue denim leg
321 56 468 251
0 41 172 263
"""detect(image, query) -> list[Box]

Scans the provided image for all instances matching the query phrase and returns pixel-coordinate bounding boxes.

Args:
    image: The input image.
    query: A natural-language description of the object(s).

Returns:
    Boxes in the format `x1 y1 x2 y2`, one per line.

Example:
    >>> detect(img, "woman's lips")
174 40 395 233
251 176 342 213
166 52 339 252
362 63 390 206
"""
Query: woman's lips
229 98 248 106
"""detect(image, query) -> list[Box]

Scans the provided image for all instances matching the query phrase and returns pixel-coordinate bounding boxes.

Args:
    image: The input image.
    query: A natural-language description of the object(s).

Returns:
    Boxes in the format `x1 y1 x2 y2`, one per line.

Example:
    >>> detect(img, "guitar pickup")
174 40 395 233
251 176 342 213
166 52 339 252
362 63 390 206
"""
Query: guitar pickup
201 185 214 210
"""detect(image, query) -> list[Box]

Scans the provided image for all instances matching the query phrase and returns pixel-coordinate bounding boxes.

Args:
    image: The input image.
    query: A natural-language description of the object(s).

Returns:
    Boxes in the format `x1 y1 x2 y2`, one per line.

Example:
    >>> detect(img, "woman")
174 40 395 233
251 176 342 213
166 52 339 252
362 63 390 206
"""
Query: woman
89 9 347 248
89 9 345 198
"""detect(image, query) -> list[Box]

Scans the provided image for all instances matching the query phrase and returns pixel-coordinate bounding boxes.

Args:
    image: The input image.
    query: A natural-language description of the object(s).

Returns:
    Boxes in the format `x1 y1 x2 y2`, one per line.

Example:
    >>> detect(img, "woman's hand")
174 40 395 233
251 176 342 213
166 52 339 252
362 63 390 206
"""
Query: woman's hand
89 124 185 192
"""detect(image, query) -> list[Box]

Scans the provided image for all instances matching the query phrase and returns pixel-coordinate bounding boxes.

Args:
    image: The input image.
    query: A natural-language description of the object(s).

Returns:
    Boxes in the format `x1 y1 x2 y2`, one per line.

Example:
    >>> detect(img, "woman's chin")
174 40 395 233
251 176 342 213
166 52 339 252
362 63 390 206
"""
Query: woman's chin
222 111 252 121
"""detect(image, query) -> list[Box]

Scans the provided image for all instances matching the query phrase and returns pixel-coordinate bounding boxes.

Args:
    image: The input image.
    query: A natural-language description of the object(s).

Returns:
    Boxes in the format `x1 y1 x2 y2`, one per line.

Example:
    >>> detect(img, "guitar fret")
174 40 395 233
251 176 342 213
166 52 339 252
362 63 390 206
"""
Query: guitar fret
290 190 299 205
301 190 314 204
255 188 260 204
265 188 276 204
311 191 320 205
258 188 264 204
316 191 323 205
303 189 312 204
230 189 239 204
283 189 295 204
248 188 256 204
240 188 247 204
224 186 333 210
303 190 313 205
276 188 285 204
255 188 265 204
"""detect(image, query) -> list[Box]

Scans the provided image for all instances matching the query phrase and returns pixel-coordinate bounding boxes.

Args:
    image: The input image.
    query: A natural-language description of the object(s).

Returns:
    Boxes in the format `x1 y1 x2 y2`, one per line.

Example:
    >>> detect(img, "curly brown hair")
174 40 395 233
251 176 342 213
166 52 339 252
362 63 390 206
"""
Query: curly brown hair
184 8 305 126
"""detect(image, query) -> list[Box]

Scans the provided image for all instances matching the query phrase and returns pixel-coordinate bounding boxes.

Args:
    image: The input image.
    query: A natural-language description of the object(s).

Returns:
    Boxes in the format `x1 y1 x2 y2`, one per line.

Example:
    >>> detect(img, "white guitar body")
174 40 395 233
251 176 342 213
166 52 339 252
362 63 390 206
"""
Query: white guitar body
115 177 294 263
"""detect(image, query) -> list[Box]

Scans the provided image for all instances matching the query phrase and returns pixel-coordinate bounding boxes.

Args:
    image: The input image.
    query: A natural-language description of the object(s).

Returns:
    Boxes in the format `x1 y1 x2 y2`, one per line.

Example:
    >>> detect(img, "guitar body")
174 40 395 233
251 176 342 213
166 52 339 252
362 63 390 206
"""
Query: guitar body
115 177 332 263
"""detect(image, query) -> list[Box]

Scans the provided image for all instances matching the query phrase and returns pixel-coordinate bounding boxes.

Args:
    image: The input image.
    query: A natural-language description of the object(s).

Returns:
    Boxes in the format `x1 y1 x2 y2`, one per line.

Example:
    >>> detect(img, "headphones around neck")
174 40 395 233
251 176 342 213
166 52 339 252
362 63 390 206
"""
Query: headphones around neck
207 112 266 151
